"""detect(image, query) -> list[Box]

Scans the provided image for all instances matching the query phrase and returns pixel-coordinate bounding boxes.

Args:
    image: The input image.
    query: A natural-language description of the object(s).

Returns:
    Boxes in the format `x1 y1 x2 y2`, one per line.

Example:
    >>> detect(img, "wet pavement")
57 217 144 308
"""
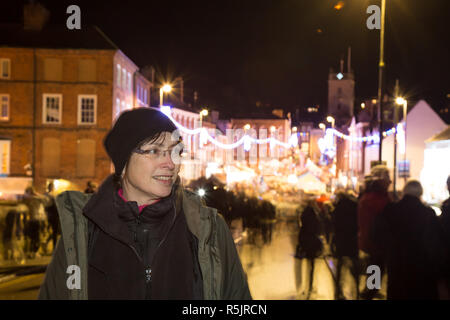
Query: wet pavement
237 218 387 300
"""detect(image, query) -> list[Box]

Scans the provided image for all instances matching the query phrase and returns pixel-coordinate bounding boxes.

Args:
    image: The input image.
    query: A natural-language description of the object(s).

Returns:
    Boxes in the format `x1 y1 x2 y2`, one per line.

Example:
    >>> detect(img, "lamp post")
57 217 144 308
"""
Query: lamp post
318 123 326 132
326 116 335 129
199 109 208 127
377 0 387 162
396 97 408 184
159 84 172 107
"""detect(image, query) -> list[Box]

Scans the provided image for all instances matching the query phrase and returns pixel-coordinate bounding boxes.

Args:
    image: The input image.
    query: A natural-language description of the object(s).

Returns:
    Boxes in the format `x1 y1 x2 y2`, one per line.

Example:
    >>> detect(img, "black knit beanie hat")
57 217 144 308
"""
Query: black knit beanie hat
104 108 177 176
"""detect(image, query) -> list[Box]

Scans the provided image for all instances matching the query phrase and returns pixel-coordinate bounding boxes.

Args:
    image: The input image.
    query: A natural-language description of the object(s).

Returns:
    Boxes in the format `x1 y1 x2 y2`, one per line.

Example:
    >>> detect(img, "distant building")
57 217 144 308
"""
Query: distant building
328 48 354 127
421 126 450 204
0 3 153 194
230 111 292 166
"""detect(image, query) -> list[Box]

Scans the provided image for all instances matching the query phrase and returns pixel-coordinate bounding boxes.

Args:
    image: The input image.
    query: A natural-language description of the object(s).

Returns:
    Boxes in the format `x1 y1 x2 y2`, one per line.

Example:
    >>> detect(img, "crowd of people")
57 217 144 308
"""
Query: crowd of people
1 181 97 264
296 165 450 300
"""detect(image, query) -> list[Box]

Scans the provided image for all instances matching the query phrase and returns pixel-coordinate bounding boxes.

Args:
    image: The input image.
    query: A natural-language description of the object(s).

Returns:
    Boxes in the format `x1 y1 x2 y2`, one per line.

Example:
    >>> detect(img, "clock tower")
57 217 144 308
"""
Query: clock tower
328 47 355 126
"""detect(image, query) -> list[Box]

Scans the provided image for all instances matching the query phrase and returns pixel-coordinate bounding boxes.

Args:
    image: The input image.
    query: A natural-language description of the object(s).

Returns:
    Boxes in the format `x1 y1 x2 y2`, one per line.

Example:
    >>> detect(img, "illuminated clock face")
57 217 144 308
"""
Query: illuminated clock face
336 73 343 80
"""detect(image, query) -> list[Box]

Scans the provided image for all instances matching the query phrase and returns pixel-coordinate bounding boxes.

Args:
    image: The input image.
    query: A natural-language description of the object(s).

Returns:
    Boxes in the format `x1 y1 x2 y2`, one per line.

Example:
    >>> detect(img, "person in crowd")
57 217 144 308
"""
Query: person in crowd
84 181 97 194
44 182 60 253
331 190 359 300
22 186 46 259
295 199 324 299
39 107 251 300
440 175 450 296
2 209 18 261
374 180 448 299
357 165 392 300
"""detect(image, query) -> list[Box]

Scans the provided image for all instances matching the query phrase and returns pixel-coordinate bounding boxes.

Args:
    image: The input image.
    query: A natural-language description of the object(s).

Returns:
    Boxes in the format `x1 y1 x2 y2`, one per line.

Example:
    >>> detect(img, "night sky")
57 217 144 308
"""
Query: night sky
2 0 449 120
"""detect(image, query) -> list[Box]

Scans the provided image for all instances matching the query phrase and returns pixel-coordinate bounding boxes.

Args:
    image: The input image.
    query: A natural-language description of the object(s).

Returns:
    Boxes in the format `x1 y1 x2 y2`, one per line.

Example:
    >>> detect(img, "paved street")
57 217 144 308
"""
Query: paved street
0 219 388 300
0 273 44 300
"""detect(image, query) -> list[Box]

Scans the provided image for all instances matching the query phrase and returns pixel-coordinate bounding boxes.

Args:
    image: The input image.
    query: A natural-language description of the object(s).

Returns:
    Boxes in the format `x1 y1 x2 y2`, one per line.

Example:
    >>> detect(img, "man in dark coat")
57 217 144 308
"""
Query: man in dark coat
331 190 359 299
440 175 450 296
374 180 448 299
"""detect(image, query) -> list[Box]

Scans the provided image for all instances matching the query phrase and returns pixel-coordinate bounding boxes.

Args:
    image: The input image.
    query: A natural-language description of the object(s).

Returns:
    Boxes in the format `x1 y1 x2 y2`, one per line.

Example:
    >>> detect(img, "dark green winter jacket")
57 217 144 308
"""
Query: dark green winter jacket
38 185 251 300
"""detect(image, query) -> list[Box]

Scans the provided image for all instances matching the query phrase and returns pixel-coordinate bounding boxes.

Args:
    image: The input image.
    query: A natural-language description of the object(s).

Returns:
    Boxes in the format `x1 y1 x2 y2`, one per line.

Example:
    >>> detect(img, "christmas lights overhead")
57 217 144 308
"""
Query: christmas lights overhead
160 107 297 150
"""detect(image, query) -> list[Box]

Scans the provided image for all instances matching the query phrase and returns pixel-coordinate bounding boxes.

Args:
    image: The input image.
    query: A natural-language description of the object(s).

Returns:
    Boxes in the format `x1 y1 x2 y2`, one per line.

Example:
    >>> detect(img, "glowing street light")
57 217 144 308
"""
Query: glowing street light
199 109 208 127
292 126 297 133
318 123 326 131
159 84 172 107
326 116 335 129
244 124 251 130
198 188 206 197
361 102 366 109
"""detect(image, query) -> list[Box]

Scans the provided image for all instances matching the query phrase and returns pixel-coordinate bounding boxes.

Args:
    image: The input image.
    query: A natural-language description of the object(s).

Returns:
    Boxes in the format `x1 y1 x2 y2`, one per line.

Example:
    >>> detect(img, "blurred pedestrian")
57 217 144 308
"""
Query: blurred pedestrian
39 107 251 300
2 209 18 261
295 200 324 299
374 180 448 299
440 175 450 296
357 165 392 300
44 182 60 254
22 186 46 259
84 181 97 194
331 190 359 300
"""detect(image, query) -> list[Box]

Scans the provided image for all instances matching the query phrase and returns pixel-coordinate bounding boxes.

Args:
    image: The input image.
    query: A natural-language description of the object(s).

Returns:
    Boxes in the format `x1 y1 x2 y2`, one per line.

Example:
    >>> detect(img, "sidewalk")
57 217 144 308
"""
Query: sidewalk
0 256 51 284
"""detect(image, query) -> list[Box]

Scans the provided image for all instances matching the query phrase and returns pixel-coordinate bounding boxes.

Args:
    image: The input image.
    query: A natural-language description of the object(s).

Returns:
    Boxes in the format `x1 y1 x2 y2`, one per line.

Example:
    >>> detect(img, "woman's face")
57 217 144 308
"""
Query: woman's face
122 131 182 205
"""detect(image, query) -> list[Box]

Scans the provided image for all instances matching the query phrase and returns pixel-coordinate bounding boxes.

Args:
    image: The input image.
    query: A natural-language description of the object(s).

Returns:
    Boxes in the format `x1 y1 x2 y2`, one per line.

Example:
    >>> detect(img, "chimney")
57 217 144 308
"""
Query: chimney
23 1 50 31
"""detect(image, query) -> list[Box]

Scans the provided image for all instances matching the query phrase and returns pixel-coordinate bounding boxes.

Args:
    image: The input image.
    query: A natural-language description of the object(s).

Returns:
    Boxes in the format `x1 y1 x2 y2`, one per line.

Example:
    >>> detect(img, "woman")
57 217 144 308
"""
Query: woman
39 108 251 300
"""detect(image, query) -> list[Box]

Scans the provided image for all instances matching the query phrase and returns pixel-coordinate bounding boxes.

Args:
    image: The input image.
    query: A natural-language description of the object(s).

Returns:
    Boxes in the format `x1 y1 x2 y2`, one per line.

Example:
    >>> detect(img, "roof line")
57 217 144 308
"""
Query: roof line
93 25 119 50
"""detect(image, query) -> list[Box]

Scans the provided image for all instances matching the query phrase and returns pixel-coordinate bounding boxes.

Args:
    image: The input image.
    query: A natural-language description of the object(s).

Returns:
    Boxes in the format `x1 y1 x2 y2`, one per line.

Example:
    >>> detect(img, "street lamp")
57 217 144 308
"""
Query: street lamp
199 109 208 127
159 84 172 107
318 123 326 131
377 0 387 162
396 97 408 182
244 124 251 131
326 116 335 129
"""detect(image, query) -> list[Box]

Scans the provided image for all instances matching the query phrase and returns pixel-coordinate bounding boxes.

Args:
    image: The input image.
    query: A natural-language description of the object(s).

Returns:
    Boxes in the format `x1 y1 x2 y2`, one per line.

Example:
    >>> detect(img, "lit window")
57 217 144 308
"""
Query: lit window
128 72 132 92
0 139 11 175
78 95 97 125
115 98 121 118
144 89 147 104
0 59 11 79
121 101 125 112
122 68 127 89
0 94 9 121
116 64 121 87
42 94 62 124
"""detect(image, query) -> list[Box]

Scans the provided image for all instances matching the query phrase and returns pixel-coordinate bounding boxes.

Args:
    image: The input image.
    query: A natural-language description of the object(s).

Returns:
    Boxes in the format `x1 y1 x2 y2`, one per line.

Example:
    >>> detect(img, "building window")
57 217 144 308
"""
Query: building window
144 90 147 104
122 68 127 89
78 59 97 82
121 101 126 113
44 58 62 81
76 139 95 177
0 94 9 121
0 59 11 79
0 140 11 175
42 94 62 124
127 72 132 92
115 98 121 119
41 137 60 177
116 64 121 87
78 95 97 125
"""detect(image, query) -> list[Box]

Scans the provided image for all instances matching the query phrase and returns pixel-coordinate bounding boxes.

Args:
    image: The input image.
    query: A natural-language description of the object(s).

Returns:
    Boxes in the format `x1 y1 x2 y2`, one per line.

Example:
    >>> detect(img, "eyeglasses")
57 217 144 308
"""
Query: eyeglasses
133 144 185 160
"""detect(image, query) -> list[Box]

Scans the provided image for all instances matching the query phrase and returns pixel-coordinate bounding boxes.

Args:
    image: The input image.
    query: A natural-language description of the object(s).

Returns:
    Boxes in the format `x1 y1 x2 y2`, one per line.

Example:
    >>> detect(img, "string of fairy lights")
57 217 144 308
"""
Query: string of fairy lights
159 106 401 150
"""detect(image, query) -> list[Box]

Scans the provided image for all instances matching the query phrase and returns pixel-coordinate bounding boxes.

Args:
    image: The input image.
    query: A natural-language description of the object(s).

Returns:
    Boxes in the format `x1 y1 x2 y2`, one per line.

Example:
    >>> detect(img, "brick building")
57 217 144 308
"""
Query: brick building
0 7 152 194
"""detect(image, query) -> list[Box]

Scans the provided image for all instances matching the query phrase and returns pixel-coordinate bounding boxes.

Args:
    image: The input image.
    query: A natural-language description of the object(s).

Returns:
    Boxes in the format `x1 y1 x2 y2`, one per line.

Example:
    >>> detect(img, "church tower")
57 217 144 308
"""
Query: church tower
328 47 355 126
